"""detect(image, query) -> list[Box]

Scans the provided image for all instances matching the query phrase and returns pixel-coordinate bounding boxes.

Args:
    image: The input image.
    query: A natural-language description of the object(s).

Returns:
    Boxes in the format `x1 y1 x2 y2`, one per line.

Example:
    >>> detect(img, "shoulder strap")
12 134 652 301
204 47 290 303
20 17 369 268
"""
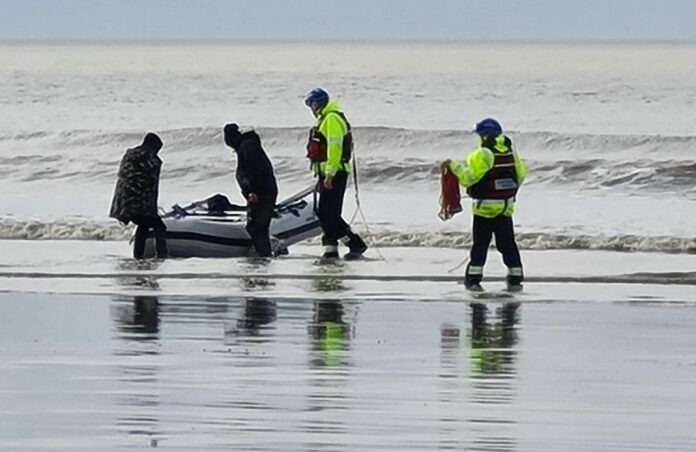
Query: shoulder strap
322 110 350 131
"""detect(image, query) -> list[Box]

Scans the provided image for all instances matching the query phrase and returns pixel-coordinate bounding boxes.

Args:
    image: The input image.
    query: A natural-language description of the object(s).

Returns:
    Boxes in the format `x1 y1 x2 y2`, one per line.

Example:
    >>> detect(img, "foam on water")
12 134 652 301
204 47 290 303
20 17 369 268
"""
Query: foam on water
2 217 696 254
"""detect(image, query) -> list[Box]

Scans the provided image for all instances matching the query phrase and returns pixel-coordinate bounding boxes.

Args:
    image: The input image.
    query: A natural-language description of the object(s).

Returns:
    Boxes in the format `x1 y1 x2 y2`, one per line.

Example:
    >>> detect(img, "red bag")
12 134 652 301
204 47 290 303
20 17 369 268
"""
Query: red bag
438 162 462 221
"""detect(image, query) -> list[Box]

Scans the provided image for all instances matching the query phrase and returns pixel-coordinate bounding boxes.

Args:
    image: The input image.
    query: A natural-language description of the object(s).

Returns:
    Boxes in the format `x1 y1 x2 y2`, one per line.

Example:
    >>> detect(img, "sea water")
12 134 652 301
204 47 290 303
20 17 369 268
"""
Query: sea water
1 42 696 249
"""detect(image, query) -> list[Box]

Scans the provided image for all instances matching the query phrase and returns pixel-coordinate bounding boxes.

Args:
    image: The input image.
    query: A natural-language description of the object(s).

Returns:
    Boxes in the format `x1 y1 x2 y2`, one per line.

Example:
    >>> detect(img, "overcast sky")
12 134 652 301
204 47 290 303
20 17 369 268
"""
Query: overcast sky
1 0 695 42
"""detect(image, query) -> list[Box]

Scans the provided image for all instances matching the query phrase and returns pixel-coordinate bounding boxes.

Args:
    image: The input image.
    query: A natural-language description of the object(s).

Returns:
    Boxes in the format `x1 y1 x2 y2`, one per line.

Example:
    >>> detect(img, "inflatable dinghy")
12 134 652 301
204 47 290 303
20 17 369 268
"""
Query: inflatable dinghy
140 185 321 258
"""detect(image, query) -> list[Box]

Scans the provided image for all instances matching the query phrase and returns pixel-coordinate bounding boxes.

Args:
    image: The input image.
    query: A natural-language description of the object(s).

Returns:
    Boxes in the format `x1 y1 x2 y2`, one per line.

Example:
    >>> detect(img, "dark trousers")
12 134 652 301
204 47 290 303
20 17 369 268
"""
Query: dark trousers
317 171 351 246
246 201 275 257
133 215 167 259
466 214 523 284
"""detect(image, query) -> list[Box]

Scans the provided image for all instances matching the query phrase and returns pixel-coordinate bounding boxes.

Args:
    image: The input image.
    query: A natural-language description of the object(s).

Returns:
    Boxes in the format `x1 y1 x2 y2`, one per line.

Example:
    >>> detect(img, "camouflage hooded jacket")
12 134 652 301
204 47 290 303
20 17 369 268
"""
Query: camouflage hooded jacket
109 144 162 224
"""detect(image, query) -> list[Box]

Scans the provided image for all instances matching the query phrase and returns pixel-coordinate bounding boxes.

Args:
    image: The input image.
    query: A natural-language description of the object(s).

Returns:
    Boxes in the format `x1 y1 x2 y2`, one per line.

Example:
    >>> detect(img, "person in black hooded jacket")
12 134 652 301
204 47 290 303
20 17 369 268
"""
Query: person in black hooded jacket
223 123 278 257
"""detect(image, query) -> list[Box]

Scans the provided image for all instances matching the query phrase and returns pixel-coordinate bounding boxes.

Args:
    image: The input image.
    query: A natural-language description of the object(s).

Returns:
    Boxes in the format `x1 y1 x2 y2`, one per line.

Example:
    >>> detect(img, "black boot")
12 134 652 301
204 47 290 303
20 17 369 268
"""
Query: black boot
133 225 147 259
322 249 339 259
321 235 340 260
155 237 168 259
464 279 484 292
506 275 524 292
506 267 524 292
152 217 168 259
465 263 484 291
343 230 367 260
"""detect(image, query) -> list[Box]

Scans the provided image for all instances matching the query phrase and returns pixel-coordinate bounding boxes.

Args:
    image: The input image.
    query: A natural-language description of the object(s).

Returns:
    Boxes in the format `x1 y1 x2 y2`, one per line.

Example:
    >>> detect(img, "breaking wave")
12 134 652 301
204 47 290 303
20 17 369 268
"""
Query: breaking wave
362 231 696 254
2 218 695 254
2 127 695 192
530 159 696 192
0 218 131 241
3 126 696 156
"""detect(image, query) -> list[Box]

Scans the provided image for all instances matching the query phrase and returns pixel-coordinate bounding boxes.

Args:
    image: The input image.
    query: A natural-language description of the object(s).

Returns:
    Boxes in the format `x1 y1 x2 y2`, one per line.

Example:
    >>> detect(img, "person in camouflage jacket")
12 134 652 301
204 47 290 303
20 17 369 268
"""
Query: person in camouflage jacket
109 133 167 259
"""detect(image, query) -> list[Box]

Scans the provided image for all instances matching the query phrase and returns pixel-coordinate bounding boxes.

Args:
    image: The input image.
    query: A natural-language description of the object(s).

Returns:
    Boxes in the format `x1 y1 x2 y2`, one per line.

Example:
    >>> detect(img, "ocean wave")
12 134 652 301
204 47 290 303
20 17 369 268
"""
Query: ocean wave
362 231 696 254
2 127 696 190
3 126 696 154
0 218 131 241
1 218 695 254
530 159 696 191
2 152 695 192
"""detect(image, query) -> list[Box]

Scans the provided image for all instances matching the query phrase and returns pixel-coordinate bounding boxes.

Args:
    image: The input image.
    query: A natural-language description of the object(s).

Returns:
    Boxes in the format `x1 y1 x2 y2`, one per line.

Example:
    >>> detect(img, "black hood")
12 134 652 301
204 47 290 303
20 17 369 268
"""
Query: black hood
142 132 163 154
224 123 260 150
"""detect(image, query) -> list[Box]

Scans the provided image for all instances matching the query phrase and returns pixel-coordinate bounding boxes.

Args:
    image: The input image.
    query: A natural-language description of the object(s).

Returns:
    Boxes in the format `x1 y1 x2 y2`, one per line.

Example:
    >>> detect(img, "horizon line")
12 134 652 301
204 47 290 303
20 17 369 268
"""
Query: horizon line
2 37 696 46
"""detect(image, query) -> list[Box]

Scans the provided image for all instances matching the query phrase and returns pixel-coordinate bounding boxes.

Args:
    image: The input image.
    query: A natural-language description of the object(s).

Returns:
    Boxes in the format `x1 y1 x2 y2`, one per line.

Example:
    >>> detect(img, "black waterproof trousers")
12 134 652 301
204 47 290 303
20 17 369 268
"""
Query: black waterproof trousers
246 201 275 257
317 172 365 256
317 171 350 246
132 215 168 259
465 214 523 285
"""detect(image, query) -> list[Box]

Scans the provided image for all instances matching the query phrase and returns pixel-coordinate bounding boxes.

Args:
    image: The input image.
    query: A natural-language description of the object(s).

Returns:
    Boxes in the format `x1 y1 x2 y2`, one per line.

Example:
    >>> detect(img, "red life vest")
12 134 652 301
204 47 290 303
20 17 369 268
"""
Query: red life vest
438 163 463 221
306 111 353 164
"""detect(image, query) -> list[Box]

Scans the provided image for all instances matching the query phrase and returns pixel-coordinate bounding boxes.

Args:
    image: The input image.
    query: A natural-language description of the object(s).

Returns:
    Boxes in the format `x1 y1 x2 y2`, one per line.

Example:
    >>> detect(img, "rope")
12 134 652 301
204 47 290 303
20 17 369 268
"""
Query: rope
349 155 360 224
447 256 469 274
349 154 387 261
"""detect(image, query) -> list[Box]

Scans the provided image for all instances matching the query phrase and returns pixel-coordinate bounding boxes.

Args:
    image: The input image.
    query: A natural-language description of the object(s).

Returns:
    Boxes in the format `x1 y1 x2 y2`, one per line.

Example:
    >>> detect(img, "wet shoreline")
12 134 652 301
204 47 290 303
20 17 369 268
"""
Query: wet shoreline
1 292 696 451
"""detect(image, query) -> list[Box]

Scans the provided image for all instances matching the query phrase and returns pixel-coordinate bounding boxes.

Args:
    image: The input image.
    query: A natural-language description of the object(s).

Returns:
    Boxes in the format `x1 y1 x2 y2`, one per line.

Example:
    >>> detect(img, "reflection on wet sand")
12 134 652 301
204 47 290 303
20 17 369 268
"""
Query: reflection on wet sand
470 303 519 381
438 322 463 450
8 288 694 451
105 289 523 450
111 295 163 446
308 300 353 368
114 295 160 337
312 263 350 293
304 300 353 445
111 295 161 347
114 258 163 290
240 257 276 291
238 298 278 336
226 297 278 345
468 302 520 452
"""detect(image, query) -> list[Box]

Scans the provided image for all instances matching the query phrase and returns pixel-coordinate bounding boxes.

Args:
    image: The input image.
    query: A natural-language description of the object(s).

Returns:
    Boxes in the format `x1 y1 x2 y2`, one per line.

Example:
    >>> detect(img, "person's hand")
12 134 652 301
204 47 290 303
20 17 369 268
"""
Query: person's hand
323 176 333 190
248 193 259 203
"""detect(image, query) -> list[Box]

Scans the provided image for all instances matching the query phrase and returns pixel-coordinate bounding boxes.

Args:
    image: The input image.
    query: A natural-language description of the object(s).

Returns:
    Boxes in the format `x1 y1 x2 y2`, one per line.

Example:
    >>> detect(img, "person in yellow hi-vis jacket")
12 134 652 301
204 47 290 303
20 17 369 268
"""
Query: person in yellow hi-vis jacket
304 88 367 261
446 118 527 291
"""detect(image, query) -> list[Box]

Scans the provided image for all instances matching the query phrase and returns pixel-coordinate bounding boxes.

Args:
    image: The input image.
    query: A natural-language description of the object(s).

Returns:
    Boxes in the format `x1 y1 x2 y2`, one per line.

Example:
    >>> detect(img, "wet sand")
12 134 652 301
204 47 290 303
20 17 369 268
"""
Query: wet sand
1 241 696 450
1 241 695 300
1 294 696 450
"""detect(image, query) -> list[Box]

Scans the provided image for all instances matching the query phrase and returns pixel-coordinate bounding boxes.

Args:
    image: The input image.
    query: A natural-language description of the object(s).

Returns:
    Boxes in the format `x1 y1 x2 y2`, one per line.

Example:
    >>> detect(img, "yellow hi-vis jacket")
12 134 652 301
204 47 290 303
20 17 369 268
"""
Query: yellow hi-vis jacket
448 135 527 218
312 100 353 177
